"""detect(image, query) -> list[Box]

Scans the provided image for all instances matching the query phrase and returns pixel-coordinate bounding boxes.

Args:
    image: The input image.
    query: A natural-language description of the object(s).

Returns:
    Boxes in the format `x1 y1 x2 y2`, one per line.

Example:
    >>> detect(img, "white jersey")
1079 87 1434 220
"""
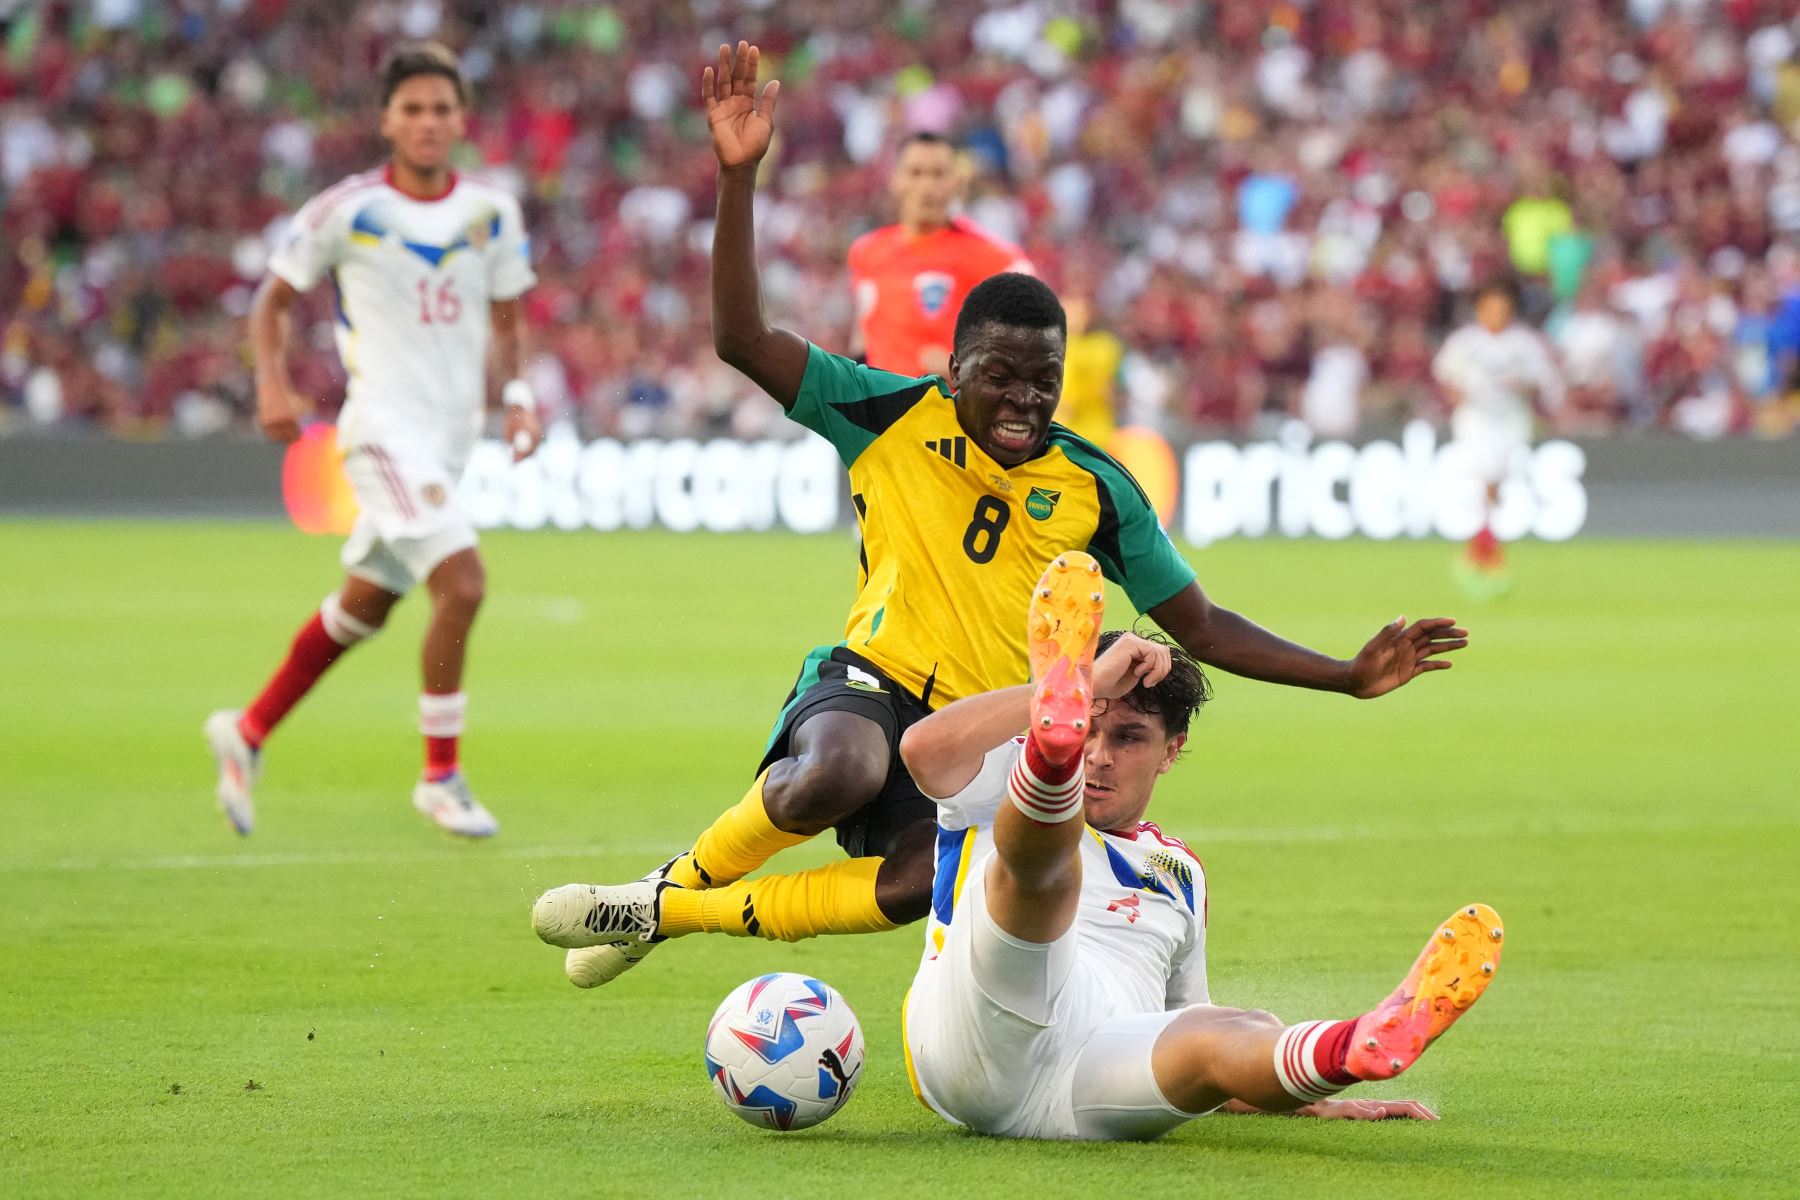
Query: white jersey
1431 322 1565 427
919 738 1210 1014
269 168 536 465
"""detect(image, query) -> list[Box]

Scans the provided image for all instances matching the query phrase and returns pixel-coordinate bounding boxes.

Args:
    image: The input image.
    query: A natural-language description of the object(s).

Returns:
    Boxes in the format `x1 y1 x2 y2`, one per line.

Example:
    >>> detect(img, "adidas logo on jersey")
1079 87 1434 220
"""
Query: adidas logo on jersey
923 436 967 467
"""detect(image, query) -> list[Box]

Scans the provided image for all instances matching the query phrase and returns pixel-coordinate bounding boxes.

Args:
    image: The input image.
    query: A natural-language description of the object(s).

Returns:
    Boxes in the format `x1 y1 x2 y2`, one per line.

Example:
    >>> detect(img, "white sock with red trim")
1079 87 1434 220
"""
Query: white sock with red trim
1272 1019 1360 1104
420 691 466 782
1007 734 1084 824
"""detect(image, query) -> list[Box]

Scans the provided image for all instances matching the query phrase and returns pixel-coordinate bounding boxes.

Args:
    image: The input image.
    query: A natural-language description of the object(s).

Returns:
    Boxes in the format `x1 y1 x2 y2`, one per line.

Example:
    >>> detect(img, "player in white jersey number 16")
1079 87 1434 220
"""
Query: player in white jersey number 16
205 42 540 839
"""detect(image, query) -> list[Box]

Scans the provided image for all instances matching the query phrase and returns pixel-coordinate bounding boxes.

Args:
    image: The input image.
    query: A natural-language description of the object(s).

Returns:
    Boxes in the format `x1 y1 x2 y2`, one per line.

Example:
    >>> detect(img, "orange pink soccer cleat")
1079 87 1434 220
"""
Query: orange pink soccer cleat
1347 902 1504 1081
1025 551 1105 766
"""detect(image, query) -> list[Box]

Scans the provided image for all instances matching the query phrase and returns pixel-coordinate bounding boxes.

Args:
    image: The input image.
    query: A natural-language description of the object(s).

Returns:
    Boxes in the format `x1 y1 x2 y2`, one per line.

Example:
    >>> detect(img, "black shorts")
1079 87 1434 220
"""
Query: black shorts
757 646 935 859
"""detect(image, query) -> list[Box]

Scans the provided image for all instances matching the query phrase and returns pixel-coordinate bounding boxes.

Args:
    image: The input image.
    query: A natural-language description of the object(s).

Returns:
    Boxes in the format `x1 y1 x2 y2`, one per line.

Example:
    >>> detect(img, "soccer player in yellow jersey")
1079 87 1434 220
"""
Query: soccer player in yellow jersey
531 43 1469 986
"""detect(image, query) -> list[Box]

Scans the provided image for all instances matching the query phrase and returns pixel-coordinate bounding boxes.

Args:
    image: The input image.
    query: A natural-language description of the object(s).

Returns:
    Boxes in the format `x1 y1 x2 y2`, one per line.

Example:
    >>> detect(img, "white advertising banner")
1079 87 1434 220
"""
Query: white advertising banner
452 421 1587 542
1180 421 1587 547
459 428 842 534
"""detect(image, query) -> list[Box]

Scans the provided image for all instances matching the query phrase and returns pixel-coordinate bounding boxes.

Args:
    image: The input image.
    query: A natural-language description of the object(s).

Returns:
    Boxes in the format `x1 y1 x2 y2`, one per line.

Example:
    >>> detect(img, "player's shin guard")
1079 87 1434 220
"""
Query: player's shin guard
238 593 376 747
669 770 808 889
419 691 466 781
656 858 897 941
1271 1019 1360 1105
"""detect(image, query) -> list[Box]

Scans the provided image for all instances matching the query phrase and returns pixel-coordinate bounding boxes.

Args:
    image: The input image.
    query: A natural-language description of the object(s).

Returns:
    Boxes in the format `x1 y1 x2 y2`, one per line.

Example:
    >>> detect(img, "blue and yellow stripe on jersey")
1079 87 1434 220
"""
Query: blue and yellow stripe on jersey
790 343 1195 709
929 823 980 939
1093 828 1196 913
348 204 502 268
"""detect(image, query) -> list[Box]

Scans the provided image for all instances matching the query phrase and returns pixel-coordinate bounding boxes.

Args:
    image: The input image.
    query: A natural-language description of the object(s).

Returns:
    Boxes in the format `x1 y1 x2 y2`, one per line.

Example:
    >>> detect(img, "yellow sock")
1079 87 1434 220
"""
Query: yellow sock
658 858 898 941
667 770 807 889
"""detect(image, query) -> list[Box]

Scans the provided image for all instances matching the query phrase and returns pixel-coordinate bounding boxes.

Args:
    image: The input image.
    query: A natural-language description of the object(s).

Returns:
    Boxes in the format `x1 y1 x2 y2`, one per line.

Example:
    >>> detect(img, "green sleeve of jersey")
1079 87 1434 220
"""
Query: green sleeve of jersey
1058 433 1197 612
789 342 939 467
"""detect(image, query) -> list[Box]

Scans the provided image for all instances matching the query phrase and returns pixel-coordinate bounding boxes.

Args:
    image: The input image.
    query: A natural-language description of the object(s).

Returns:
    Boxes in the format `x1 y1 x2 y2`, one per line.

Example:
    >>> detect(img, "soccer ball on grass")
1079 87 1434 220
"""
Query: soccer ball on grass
703 972 864 1131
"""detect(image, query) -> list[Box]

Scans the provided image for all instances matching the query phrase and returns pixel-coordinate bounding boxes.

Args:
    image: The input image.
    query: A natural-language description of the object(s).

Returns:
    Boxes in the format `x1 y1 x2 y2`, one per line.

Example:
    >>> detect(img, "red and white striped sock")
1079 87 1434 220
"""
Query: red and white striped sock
1007 734 1084 824
1271 1019 1360 1104
238 594 376 748
420 691 466 781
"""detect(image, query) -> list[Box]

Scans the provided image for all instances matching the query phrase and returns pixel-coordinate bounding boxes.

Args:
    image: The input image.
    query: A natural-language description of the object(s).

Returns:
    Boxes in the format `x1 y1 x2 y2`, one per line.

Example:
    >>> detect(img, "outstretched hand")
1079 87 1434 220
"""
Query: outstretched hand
1093 633 1172 700
1346 616 1468 699
703 41 780 171
1297 1097 1439 1121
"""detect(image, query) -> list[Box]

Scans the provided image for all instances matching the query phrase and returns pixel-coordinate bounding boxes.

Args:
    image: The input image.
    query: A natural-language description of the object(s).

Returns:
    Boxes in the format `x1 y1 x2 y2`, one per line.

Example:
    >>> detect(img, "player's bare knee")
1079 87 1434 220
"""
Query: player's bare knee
432 562 485 618
766 749 885 831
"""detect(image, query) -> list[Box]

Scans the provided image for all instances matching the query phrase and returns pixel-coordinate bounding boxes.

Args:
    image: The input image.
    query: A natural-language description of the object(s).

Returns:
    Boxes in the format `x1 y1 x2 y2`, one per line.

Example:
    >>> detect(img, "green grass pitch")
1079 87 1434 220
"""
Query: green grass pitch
2 521 1796 1197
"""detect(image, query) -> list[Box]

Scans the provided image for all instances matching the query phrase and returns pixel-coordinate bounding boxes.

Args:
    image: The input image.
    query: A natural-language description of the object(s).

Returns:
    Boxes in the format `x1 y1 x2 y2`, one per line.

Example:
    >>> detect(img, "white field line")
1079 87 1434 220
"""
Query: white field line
6 830 1371 875
5 814 1788 874
8 842 654 874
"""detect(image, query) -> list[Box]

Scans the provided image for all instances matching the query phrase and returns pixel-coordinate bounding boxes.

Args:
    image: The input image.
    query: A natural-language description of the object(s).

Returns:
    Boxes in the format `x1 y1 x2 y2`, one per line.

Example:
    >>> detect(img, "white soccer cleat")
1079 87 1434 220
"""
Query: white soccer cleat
564 940 657 988
412 773 499 838
204 709 259 836
532 879 668 949
559 856 686 987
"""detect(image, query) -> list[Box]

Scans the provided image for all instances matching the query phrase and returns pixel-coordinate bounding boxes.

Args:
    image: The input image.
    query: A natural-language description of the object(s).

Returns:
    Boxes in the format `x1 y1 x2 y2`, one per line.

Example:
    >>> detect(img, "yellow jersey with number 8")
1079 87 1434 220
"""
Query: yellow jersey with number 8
789 344 1194 708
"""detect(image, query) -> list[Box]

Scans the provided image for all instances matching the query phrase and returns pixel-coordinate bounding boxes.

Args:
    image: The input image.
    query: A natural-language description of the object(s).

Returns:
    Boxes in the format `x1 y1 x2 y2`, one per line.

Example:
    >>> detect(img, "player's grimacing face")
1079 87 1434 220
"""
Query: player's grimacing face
892 142 958 227
1080 702 1184 832
380 75 466 172
948 324 1065 466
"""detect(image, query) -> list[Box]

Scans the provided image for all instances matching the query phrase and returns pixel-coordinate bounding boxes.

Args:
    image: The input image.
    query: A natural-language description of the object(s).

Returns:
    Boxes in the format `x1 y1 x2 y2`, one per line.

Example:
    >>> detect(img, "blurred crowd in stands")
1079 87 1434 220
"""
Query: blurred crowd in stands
4 0 1800 442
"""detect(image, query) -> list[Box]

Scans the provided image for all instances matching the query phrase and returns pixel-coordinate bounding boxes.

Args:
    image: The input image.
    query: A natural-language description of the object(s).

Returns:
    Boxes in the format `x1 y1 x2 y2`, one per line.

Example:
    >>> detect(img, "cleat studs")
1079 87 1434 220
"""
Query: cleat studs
1072 718 1087 732
1491 927 1504 942
1466 906 1479 917
1054 556 1068 569
1480 962 1494 976
1364 1037 1379 1050
1039 715 1054 729
1440 928 1456 942
1086 560 1100 574
1039 587 1053 599
1389 1058 1404 1072
1090 591 1104 604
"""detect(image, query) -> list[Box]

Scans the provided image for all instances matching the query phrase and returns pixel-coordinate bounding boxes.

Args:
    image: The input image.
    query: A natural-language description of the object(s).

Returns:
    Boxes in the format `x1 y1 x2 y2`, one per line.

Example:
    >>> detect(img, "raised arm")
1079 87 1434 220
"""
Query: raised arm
1148 582 1466 699
248 274 307 443
705 41 809 409
900 685 1031 800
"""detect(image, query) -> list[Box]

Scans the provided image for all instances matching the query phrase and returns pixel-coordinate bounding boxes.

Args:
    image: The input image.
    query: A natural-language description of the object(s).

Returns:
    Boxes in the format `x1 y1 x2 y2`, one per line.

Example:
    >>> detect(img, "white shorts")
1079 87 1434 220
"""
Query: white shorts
904 867 1211 1141
339 440 477 596
1450 407 1532 486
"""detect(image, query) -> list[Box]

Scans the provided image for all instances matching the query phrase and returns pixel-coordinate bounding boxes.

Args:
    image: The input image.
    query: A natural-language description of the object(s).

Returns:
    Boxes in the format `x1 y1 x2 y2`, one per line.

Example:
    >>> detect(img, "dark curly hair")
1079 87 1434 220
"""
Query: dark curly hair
1095 629 1211 737
952 272 1066 357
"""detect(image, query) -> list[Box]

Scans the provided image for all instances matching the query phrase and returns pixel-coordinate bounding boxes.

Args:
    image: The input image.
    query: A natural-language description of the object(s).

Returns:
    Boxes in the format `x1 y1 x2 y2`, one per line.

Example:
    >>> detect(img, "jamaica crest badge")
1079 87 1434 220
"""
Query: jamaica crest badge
1024 487 1061 520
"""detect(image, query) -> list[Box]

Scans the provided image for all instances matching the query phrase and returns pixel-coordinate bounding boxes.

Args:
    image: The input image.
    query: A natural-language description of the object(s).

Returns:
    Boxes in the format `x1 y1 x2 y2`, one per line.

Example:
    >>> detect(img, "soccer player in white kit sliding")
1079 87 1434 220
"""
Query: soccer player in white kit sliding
1431 278 1564 595
204 43 540 838
896 552 1504 1141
